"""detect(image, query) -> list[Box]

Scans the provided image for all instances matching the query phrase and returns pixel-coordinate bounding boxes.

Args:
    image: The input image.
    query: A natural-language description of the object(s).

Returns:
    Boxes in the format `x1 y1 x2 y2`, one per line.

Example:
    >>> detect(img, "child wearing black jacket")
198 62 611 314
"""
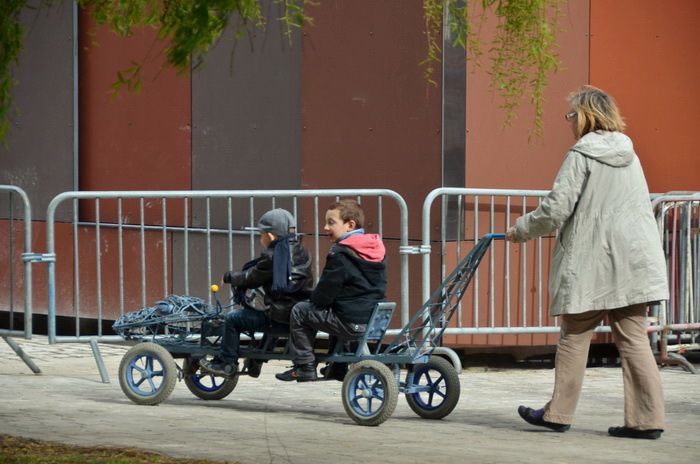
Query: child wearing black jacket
276 199 387 382
201 208 312 378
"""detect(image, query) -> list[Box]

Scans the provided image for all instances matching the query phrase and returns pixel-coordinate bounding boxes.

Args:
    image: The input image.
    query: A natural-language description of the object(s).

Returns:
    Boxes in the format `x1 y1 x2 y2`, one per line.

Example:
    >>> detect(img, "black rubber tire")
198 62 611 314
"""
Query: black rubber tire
182 356 238 401
118 342 177 406
342 360 398 426
405 355 461 420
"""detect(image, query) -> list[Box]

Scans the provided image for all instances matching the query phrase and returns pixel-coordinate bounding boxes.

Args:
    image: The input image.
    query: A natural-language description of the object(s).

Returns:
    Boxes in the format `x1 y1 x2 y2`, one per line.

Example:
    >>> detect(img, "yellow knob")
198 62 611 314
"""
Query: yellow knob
210 284 220 293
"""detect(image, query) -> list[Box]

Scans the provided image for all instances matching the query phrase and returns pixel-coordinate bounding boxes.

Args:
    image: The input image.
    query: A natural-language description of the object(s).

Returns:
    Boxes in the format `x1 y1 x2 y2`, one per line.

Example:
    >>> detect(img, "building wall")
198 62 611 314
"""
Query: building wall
0 1 74 222
589 0 700 193
1 1 698 347
452 0 699 347
78 10 192 225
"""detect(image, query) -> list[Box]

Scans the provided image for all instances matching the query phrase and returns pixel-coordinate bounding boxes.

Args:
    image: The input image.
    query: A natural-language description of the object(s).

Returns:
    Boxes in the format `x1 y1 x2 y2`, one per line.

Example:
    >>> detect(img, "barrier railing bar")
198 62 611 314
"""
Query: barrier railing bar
95 199 102 337
162 198 168 298
472 195 478 328
227 197 233 300
453 195 461 326
0 185 32 338
73 198 80 338
505 196 511 327
537 197 543 327
248 197 255 259
206 197 212 306
184 198 189 295
378 195 383 237
314 196 320 284
8 193 14 333
489 195 495 327
118 199 125 316
521 196 527 327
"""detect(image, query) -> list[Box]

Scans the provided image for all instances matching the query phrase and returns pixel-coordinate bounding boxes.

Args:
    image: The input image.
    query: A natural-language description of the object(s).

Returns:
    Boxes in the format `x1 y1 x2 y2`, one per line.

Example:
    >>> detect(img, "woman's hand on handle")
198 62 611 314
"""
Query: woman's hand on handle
505 226 518 243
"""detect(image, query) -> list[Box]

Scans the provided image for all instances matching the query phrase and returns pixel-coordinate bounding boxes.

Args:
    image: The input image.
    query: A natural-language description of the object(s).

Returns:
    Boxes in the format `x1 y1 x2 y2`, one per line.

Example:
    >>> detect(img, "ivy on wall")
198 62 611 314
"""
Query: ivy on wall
424 0 562 136
0 0 561 141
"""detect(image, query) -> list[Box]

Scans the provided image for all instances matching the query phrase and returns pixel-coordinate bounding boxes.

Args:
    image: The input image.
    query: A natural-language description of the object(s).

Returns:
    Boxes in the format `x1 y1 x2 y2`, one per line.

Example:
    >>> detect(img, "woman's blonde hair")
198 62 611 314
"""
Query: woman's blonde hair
568 85 626 138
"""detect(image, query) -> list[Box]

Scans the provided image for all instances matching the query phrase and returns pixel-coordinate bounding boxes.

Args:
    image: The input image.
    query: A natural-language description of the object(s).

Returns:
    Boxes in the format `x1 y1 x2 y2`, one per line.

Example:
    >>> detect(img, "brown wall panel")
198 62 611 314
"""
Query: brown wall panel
590 0 700 192
0 1 74 221
465 0 591 190
301 0 442 241
79 11 191 224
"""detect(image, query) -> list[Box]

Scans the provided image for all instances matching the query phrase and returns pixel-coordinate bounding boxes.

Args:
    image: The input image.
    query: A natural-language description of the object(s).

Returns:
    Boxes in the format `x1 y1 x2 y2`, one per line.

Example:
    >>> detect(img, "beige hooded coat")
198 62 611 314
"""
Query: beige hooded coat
513 130 669 316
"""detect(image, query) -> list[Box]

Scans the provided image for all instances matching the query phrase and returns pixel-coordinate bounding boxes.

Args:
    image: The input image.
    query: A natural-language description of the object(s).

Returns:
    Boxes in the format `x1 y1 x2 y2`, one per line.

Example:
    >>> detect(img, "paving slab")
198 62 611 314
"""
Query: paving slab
1 336 699 464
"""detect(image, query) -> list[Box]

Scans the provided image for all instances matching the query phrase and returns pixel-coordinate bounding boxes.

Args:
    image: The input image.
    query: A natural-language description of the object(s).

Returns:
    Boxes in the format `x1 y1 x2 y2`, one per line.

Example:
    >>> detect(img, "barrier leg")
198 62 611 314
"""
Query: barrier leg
2 336 41 374
90 338 110 383
655 328 698 374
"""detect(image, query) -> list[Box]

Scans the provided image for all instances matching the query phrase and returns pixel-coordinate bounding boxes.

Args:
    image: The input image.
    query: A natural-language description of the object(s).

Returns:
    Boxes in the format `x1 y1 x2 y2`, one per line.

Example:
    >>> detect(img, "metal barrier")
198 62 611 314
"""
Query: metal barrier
0 185 33 339
420 188 700 368
652 194 700 364
0 185 41 374
419 188 584 335
45 190 410 345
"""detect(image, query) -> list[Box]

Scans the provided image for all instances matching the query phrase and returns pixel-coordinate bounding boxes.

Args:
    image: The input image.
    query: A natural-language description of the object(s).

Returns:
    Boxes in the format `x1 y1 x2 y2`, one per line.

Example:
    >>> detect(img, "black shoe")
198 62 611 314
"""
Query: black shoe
244 358 263 378
320 362 349 381
275 363 318 382
518 406 571 433
608 426 662 440
199 358 238 377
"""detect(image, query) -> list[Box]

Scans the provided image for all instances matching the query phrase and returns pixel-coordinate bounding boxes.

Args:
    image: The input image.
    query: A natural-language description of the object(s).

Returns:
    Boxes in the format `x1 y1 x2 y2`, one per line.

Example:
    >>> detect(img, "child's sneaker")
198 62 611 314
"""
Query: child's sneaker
275 363 318 382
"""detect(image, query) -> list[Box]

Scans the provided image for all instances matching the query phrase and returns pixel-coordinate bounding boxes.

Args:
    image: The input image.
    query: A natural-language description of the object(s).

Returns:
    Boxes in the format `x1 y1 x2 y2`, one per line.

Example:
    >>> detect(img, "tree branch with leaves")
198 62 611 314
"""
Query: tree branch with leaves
0 0 561 142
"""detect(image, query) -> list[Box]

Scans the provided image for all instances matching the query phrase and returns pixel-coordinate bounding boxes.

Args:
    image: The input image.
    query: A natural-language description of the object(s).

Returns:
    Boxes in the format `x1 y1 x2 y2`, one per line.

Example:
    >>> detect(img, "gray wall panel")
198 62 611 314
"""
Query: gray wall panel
192 2 302 230
0 1 74 221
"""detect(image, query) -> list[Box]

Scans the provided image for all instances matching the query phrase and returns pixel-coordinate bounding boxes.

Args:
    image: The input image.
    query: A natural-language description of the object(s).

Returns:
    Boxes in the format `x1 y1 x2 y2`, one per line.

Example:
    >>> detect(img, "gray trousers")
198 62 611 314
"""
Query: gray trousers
289 301 367 365
544 304 665 429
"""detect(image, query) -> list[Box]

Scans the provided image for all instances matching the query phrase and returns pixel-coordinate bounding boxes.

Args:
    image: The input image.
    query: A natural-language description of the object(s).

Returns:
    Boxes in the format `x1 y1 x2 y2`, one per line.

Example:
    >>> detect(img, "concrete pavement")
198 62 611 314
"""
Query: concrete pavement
1 336 699 463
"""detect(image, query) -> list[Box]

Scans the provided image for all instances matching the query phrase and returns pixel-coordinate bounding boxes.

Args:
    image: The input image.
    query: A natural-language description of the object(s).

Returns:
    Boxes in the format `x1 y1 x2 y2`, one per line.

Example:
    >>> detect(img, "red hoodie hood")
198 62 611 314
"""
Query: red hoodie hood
338 234 386 262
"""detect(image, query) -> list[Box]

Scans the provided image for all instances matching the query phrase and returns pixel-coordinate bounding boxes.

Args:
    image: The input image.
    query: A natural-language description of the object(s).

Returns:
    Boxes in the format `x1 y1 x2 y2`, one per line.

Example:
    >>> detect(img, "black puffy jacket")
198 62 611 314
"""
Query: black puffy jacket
223 239 313 324
310 241 387 324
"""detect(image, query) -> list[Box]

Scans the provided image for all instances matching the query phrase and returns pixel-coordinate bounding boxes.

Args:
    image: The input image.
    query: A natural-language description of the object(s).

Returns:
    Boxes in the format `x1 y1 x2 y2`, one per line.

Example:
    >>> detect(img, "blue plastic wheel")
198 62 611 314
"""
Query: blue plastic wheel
342 360 398 426
119 343 177 405
183 357 238 400
405 356 460 419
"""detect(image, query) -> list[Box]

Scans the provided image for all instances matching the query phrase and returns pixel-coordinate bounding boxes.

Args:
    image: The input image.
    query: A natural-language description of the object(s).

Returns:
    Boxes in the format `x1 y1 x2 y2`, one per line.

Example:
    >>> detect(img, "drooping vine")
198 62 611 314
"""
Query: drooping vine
0 0 561 141
0 0 30 142
423 0 562 136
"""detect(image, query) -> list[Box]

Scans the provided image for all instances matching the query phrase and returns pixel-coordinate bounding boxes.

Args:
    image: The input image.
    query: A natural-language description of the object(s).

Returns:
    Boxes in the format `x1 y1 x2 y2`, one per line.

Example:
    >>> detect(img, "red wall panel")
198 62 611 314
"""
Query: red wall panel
466 0 591 190
590 0 700 192
78 11 191 225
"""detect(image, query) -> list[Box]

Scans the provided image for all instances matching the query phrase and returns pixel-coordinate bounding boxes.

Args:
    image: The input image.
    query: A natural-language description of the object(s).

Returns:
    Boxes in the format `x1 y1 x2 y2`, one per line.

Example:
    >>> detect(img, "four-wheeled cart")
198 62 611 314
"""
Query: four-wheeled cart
114 233 504 426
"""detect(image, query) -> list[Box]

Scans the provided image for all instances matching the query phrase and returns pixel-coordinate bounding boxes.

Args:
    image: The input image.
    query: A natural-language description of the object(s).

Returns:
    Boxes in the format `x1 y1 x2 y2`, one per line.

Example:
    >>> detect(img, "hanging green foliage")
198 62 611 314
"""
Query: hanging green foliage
423 0 562 136
0 0 561 141
0 0 31 142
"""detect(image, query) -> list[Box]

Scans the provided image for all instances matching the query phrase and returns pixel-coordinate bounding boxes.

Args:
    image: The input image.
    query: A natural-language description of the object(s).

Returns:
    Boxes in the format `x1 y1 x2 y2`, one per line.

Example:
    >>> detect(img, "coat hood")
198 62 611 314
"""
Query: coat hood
570 131 635 167
338 233 386 262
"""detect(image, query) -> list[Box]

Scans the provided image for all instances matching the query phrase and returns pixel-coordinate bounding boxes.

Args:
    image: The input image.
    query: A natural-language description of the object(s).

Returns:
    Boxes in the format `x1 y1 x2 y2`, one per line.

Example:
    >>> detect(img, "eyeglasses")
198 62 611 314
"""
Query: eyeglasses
564 111 577 121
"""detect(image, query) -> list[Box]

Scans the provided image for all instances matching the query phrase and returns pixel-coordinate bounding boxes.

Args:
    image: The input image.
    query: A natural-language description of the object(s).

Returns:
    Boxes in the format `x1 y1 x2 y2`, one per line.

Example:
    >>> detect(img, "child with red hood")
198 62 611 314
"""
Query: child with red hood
276 199 387 382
